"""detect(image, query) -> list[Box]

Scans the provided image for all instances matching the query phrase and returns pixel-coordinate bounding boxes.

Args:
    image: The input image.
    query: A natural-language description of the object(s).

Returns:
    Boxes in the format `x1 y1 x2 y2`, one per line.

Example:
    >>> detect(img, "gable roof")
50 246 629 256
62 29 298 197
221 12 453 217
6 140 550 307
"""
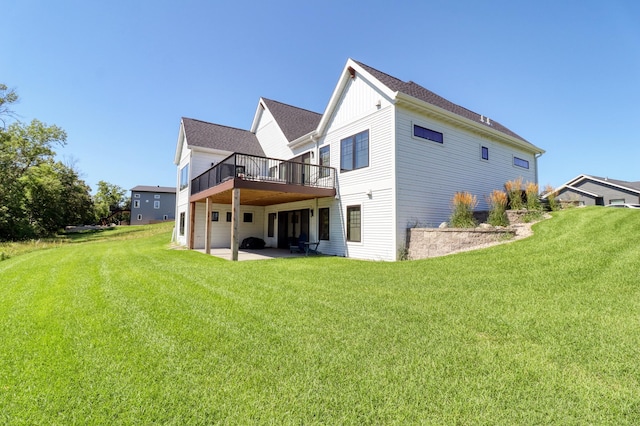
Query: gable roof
545 174 640 198
181 117 265 156
131 185 176 193
261 98 322 142
353 60 529 144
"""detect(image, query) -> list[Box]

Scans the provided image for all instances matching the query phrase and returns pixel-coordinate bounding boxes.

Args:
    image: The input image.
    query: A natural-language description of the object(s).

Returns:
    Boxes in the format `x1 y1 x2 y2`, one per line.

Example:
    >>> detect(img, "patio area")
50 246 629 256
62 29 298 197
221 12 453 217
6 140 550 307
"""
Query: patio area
196 247 309 261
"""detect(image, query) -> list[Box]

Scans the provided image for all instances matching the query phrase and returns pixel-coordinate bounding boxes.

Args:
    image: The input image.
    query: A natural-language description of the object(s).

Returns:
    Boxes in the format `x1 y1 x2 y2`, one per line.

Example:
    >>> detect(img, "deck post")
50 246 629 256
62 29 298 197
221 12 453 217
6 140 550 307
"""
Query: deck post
205 197 211 254
231 188 240 261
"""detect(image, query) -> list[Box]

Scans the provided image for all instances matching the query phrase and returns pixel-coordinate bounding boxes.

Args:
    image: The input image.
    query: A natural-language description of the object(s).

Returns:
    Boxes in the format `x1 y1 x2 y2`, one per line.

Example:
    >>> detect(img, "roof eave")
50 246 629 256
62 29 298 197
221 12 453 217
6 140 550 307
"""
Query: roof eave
395 92 545 155
288 131 317 149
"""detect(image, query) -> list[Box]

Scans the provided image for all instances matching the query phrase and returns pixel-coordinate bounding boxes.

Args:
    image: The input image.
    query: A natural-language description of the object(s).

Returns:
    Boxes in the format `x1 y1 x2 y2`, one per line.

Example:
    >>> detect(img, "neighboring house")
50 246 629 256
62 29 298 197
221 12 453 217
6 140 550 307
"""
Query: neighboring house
546 174 640 206
174 59 544 261
130 185 176 224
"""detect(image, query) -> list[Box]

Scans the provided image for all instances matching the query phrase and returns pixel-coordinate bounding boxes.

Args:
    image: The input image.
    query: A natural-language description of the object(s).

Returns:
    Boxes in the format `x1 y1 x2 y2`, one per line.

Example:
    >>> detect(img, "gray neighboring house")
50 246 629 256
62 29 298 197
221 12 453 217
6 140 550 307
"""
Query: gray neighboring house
548 174 640 206
130 185 176 224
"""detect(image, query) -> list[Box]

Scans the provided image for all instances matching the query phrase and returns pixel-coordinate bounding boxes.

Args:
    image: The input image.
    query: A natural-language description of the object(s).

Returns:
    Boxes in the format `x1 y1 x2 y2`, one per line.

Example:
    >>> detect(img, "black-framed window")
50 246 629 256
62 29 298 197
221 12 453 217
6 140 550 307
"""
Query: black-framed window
514 157 529 169
243 212 253 223
319 145 330 177
413 125 443 144
481 146 489 160
347 205 361 242
319 208 330 240
340 130 369 172
268 213 276 237
180 164 189 190
211 211 219 222
179 212 185 235
226 212 232 222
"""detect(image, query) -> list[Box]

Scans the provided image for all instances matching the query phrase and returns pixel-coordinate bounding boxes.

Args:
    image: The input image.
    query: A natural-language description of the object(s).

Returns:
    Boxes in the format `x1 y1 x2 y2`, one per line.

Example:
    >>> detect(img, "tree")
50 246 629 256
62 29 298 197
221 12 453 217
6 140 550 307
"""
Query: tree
93 180 127 222
0 83 19 128
0 84 95 239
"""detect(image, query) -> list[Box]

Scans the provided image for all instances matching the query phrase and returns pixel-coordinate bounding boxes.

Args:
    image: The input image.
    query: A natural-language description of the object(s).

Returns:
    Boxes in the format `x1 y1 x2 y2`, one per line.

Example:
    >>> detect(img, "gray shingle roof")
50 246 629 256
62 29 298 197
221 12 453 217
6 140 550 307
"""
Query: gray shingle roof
182 117 265 156
131 185 176 193
262 98 322 142
589 175 640 192
354 60 529 143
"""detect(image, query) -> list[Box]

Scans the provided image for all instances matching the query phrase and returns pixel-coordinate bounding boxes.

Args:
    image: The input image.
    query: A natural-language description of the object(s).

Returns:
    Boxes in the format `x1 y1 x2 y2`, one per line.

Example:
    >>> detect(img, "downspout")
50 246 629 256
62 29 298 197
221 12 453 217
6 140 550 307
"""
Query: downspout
534 153 542 184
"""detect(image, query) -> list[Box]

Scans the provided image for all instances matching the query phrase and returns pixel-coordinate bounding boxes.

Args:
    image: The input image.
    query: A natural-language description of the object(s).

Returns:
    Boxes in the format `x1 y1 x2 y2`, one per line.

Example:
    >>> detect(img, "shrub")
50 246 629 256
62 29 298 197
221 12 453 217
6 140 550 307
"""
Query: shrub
543 184 560 211
487 190 509 226
505 177 524 210
450 192 478 228
525 181 541 211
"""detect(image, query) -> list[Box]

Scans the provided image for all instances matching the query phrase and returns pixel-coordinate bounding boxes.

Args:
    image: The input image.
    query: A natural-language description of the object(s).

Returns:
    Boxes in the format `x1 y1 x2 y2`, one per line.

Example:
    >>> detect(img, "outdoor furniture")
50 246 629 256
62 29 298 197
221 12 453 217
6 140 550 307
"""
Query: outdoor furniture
303 241 320 255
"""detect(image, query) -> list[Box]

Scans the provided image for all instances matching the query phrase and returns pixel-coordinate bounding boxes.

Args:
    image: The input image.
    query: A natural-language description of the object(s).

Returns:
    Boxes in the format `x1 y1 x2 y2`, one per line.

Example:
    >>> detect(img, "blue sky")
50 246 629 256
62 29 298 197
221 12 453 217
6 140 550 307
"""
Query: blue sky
4 0 640 193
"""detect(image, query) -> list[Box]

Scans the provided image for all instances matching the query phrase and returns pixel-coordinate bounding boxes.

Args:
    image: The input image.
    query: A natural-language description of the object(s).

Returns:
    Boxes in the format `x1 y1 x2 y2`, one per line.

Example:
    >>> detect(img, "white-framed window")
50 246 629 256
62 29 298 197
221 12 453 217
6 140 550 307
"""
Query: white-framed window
413 124 443 144
180 164 189 190
340 130 369 172
319 145 331 177
346 205 361 242
137 214 142 221
133 200 140 209
154 194 161 199
154 200 160 209
514 156 529 169
134 193 141 198
163 215 168 220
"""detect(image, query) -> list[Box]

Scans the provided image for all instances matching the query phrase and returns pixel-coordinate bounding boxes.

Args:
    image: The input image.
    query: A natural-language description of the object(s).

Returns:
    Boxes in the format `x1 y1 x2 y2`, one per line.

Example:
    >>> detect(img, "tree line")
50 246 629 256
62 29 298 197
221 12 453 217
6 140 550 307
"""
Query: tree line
0 84 128 240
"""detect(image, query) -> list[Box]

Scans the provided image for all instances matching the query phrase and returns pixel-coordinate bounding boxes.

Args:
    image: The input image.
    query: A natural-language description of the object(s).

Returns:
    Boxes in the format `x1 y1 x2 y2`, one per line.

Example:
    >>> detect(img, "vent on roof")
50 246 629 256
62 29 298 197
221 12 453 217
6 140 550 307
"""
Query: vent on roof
480 115 492 126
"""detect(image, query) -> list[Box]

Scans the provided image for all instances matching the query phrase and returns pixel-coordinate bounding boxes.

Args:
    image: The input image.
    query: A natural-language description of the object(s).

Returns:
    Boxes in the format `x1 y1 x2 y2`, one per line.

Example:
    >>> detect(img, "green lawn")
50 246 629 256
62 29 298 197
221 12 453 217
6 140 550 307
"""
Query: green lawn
1 208 640 424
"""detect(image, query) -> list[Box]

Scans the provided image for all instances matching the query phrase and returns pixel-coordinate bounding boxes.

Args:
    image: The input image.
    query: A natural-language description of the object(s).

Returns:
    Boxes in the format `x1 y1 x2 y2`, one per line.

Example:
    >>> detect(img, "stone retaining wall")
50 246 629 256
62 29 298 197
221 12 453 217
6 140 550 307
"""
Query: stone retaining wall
406 227 516 260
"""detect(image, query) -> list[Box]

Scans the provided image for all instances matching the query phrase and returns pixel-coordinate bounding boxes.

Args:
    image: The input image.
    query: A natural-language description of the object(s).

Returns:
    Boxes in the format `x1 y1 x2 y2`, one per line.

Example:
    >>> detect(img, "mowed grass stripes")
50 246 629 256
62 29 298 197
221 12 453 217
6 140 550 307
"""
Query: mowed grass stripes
1 209 640 424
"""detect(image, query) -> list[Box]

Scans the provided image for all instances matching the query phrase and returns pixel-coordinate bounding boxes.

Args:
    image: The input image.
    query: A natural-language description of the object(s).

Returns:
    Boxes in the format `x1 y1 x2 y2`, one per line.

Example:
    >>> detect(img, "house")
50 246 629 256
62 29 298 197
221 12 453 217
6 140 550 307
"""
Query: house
174 59 544 261
546 174 640 206
130 185 176 224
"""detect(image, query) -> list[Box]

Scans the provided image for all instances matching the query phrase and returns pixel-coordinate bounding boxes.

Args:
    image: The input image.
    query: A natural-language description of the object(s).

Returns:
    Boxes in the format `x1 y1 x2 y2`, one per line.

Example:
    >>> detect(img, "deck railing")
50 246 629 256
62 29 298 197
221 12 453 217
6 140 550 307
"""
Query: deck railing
191 153 336 196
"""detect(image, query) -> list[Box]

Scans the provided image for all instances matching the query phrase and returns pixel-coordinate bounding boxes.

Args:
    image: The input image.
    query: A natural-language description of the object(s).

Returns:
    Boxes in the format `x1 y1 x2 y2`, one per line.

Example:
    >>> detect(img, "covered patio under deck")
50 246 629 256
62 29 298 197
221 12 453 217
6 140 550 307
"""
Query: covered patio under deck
189 153 336 260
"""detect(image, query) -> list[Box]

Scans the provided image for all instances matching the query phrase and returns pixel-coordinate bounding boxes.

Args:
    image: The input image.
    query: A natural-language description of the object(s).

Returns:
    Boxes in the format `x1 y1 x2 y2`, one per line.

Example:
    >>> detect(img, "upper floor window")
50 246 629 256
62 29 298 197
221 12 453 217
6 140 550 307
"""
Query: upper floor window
180 164 189 190
153 200 160 209
341 130 369 172
414 125 443 144
514 157 529 169
133 200 140 209
481 146 489 161
134 193 140 198
319 145 330 178
154 194 161 199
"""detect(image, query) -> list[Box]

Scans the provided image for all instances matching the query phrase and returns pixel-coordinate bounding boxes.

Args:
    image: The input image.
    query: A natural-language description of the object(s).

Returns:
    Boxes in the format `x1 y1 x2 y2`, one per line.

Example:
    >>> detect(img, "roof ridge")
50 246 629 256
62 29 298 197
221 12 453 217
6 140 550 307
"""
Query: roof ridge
261 98 322 116
182 117 251 133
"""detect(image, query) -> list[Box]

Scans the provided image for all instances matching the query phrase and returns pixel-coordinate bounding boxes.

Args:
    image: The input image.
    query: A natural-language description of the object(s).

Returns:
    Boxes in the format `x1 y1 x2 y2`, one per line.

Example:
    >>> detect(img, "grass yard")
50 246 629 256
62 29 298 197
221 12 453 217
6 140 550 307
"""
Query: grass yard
1 208 640 424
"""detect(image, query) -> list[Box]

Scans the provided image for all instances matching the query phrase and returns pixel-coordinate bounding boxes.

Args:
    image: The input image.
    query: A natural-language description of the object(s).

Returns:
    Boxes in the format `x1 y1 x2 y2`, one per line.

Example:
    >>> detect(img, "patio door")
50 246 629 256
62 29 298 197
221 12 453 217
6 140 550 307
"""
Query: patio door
277 209 310 249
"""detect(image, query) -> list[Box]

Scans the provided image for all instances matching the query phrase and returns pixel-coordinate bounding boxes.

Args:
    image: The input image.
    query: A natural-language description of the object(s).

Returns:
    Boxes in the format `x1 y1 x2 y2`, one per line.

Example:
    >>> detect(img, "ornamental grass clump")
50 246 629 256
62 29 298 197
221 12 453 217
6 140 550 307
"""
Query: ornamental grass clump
450 191 478 228
544 184 560 211
525 181 541 211
487 189 509 226
505 177 524 210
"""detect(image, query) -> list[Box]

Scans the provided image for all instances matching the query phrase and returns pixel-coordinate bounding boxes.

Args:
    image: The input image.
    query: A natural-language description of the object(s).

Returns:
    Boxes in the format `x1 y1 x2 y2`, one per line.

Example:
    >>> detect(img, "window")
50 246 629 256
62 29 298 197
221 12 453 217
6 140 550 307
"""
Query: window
179 212 185 236
481 146 489 161
154 194 161 199
319 145 331 177
163 215 168 220
268 213 276 237
514 157 529 169
180 164 189 190
319 208 330 240
153 200 160 209
413 125 443 144
610 199 625 205
134 193 140 198
137 214 142 221
340 130 369 172
243 212 253 223
347 205 361 242
211 211 219 222
226 212 232 222
133 200 140 209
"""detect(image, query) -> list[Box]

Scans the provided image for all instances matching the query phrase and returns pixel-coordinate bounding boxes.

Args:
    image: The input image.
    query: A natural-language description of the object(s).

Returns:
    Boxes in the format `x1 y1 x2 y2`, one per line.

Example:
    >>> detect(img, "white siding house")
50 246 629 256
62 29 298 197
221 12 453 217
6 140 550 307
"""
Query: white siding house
174 59 544 260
